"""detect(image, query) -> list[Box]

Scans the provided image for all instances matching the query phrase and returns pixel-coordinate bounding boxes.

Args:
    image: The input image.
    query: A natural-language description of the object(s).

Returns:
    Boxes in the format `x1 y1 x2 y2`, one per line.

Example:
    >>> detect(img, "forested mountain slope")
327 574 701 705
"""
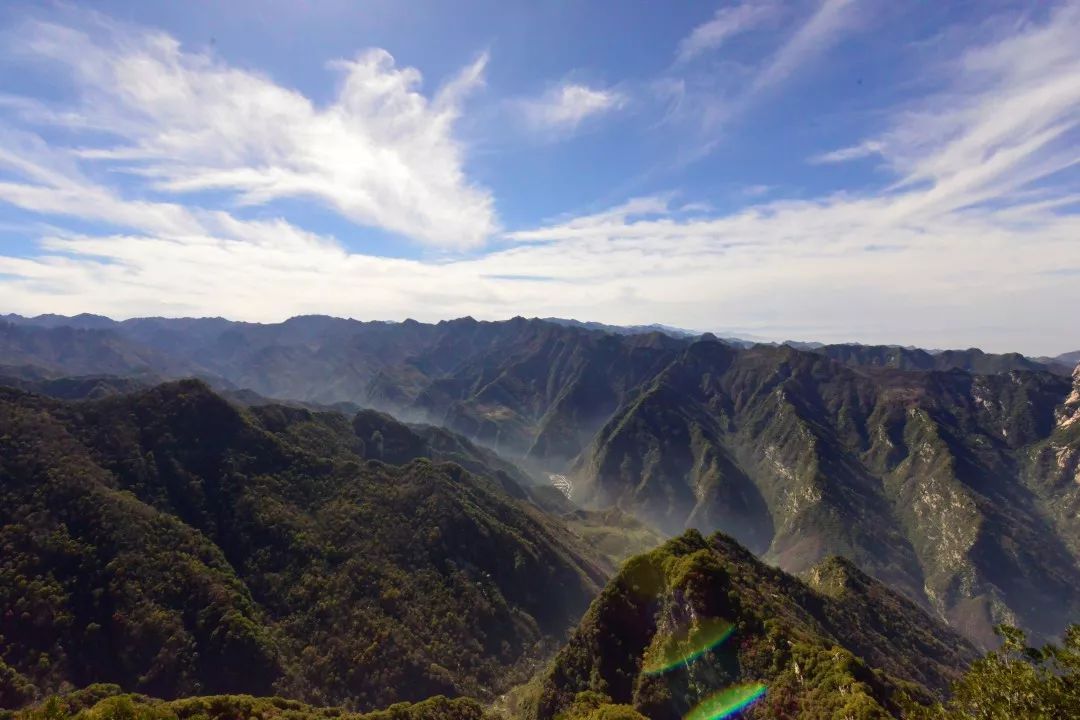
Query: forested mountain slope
4 688 485 720
0 323 195 379
0 317 691 465
570 340 1080 647
0 381 609 710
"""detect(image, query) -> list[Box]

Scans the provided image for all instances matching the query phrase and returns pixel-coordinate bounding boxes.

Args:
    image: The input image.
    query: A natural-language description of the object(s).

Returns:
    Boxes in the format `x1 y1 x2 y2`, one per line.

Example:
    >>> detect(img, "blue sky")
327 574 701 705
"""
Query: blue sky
0 0 1077 354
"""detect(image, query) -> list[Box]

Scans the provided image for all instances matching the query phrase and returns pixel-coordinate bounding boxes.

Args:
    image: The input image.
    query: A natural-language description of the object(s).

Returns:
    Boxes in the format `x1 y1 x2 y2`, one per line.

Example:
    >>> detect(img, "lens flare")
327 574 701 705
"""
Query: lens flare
684 683 767 720
642 617 735 675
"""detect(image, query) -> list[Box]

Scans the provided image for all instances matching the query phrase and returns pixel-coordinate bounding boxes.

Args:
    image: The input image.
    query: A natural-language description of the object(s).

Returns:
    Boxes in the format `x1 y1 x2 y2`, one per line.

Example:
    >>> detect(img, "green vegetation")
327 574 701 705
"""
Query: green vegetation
907 625 1079 720
4 688 484 720
521 531 975 720
1 369 1071 719
813 344 1052 375
3 315 1079 718
7 599 1075 720
4 315 1078 647
551 692 645 720
0 381 608 710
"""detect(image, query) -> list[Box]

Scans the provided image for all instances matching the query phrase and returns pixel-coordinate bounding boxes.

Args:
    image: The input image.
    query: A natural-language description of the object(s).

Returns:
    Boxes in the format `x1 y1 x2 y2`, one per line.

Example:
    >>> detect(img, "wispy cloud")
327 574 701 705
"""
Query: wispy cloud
518 82 626 132
748 0 857 94
499 3 1080 352
676 1 778 64
4 16 495 248
655 0 862 162
808 140 884 164
858 2 1080 217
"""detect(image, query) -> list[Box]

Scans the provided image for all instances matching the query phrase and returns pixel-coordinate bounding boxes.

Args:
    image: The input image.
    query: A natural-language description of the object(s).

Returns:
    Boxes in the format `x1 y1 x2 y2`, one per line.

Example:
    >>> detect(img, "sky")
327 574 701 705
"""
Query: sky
0 1 1077 355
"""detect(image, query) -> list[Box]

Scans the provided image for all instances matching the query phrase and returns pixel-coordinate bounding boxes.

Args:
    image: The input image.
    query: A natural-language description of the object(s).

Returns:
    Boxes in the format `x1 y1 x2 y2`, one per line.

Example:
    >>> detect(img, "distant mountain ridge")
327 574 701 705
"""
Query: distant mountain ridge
539 317 702 339
7 313 1071 378
809 342 1068 375
1 314 1070 460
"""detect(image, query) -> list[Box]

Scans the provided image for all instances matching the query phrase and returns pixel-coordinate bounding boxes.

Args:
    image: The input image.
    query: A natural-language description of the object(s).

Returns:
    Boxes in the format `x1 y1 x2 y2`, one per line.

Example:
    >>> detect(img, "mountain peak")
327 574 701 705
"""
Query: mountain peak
525 528 976 719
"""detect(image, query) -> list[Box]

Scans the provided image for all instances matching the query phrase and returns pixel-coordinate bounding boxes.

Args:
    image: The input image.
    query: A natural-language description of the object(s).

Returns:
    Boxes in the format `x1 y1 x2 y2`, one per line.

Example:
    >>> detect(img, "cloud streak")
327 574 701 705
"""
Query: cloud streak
653 0 863 163
676 1 778 64
808 140 884 164
748 0 857 94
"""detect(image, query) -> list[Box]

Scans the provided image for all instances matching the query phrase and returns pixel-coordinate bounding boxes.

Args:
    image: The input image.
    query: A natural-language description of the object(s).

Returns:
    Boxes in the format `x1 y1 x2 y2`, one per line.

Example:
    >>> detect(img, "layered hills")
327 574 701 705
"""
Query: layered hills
1 313 1077 650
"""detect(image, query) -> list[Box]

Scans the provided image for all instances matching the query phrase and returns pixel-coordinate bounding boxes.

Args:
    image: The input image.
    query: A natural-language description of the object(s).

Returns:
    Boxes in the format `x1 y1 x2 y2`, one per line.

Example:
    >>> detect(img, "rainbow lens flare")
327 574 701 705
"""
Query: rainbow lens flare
642 617 735 675
684 683 767 720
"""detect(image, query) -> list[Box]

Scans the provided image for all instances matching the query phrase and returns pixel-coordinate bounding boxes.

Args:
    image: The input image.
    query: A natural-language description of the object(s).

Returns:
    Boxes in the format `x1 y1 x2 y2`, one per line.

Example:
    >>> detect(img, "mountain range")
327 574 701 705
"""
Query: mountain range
1 312 1078 716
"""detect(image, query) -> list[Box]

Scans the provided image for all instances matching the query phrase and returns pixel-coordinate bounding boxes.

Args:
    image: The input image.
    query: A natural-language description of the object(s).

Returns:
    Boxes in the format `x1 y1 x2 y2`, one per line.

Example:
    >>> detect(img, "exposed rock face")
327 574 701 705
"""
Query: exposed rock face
1024 361 1080 568
1056 363 1080 431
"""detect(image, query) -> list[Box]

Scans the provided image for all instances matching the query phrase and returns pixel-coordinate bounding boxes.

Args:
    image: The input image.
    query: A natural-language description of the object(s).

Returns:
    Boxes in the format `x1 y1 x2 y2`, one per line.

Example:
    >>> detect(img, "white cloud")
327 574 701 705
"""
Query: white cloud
809 140 884 164
498 3 1080 352
0 129 207 238
676 1 778 63
519 82 625 132
3 181 1076 353
7 17 496 248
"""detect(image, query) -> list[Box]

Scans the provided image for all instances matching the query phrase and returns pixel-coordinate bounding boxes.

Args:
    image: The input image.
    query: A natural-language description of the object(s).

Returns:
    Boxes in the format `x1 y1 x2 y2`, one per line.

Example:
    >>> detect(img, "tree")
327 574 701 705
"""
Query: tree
554 691 648 720
907 624 1079 720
